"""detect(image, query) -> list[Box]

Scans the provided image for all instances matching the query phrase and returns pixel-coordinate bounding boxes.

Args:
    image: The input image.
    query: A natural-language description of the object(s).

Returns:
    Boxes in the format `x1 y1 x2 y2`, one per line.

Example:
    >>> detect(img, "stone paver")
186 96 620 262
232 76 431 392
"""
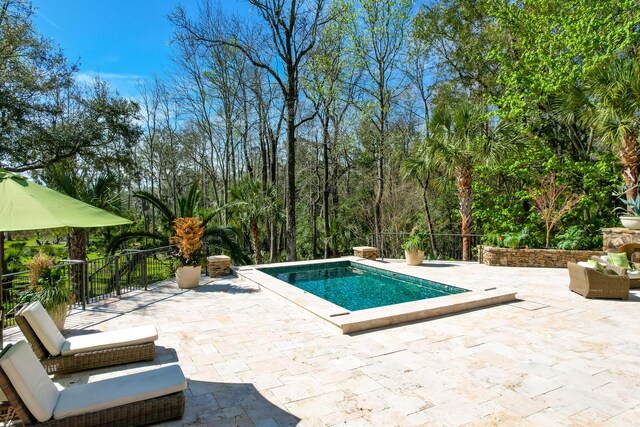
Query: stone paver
5 261 640 426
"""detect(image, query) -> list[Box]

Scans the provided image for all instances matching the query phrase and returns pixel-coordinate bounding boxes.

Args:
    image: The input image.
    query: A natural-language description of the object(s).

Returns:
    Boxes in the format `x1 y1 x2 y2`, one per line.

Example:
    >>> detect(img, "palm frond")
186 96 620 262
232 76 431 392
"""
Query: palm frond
203 224 250 264
134 191 175 225
106 230 167 254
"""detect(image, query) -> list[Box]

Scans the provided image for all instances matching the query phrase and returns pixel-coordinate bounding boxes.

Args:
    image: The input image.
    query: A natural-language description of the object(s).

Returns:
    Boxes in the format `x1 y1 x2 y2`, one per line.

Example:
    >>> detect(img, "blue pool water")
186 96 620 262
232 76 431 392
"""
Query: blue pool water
259 261 469 311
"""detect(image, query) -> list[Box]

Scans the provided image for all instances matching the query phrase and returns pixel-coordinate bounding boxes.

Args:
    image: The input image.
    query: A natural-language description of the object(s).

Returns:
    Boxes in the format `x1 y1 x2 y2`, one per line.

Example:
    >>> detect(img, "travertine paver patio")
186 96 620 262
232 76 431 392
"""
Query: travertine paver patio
5 260 640 426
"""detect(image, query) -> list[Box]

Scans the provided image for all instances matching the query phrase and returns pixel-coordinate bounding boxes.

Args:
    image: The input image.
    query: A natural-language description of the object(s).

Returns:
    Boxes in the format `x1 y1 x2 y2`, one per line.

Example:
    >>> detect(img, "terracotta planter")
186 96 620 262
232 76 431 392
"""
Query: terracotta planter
620 216 640 230
175 266 202 289
404 250 425 266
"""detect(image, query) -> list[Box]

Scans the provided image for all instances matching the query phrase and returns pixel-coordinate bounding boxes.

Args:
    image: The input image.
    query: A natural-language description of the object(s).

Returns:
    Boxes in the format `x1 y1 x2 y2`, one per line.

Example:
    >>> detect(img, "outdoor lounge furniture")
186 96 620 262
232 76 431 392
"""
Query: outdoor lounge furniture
16 301 158 374
590 254 640 289
568 262 629 300
0 340 186 426
617 243 640 263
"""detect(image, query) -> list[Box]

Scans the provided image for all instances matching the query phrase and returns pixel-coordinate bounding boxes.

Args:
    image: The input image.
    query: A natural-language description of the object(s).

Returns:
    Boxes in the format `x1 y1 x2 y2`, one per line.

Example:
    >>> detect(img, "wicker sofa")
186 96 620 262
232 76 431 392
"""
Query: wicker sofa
590 253 640 289
567 262 629 300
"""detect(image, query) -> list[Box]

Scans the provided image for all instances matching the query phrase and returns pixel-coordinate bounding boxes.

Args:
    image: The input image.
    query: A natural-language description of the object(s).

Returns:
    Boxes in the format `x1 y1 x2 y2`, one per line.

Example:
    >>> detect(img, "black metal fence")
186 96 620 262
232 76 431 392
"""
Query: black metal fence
371 232 483 261
1 246 175 327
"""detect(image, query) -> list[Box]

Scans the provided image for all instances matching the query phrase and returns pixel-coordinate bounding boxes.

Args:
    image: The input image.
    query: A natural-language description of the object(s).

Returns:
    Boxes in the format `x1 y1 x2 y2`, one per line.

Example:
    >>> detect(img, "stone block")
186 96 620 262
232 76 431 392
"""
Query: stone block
207 255 231 277
353 246 378 260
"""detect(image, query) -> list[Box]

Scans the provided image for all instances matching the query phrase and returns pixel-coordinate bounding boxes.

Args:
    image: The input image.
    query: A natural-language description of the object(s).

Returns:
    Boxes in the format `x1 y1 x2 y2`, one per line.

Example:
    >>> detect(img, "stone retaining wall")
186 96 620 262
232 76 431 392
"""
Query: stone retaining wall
482 247 605 268
602 228 640 252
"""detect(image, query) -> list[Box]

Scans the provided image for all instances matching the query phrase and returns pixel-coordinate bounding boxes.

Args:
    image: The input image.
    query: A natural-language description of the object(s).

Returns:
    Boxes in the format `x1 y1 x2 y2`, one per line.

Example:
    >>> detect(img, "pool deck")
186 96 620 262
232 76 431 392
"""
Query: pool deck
4 260 640 425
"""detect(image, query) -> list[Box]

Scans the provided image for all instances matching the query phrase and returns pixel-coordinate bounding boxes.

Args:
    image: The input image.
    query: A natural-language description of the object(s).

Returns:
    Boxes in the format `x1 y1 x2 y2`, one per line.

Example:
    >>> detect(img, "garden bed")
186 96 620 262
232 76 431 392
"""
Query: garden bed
481 246 605 268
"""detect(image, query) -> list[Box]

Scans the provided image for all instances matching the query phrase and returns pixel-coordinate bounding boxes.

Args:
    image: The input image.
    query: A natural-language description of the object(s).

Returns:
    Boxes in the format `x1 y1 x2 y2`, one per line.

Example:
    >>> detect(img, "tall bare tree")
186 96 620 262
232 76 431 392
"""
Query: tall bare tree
171 0 329 261
346 0 412 248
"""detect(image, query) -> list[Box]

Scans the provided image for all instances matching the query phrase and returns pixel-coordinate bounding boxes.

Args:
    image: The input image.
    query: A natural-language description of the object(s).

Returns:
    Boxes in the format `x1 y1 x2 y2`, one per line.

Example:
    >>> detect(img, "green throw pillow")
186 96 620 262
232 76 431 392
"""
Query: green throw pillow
608 252 631 269
587 259 606 273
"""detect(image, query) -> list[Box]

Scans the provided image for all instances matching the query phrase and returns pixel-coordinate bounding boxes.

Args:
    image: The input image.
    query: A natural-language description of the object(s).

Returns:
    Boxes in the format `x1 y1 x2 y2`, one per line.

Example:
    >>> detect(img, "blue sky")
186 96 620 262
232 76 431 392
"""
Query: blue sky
33 0 247 98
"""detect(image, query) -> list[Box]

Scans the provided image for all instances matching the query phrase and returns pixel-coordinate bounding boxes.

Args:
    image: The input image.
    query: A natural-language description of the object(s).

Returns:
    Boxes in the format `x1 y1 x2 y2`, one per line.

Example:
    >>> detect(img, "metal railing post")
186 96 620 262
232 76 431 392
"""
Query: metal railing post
142 252 148 291
83 261 89 309
115 256 121 296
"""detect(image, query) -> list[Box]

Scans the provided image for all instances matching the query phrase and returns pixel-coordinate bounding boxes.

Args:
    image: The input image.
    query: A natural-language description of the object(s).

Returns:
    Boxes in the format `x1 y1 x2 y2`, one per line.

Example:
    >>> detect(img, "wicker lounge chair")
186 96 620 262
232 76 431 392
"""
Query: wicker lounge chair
16 301 157 374
0 340 186 426
567 262 629 300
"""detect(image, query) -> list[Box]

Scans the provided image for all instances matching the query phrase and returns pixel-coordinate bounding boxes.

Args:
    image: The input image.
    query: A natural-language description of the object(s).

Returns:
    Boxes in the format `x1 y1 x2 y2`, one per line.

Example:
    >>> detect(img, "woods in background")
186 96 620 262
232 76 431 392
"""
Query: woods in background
2 0 640 264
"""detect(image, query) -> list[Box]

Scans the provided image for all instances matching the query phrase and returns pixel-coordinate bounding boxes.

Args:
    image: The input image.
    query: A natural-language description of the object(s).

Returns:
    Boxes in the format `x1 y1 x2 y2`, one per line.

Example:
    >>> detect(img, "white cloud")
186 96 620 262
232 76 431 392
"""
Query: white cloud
74 72 148 98
75 71 147 84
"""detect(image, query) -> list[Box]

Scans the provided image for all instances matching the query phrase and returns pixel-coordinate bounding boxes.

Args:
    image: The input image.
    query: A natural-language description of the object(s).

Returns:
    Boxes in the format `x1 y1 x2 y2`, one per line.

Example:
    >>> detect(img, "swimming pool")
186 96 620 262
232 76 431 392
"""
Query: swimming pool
260 261 469 311
236 258 517 333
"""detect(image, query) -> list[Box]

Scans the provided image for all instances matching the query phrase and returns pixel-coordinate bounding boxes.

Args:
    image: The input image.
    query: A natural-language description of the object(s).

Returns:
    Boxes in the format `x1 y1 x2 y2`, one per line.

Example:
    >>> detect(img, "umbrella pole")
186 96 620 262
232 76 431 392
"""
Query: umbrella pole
0 231 4 348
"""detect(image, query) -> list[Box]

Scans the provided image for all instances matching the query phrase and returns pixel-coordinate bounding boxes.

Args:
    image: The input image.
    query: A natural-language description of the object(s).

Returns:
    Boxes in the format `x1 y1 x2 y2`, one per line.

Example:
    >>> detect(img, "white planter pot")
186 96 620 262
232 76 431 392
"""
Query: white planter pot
404 250 425 266
620 216 640 230
175 266 202 289
47 305 69 331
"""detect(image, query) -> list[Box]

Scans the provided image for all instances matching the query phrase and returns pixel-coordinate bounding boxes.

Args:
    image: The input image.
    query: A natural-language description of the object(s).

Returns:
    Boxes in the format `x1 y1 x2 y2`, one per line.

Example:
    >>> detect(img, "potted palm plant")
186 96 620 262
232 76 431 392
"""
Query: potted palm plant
401 227 428 266
170 217 205 289
20 253 73 330
614 185 640 229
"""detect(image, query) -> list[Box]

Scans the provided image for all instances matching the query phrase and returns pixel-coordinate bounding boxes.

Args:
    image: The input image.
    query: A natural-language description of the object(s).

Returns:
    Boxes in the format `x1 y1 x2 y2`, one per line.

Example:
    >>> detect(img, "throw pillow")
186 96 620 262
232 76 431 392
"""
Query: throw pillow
587 259 606 273
608 252 631 269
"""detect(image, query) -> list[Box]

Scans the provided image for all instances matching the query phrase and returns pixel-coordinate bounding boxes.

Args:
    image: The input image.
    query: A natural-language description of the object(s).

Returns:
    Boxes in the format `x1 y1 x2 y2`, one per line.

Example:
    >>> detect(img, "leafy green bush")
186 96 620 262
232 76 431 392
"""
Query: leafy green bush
503 229 530 249
556 226 592 250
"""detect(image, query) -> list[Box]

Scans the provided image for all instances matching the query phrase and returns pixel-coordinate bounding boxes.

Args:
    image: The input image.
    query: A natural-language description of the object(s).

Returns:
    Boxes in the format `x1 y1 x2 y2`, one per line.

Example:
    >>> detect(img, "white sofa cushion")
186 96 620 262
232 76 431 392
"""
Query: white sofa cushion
0 341 60 422
53 365 186 420
60 324 158 356
21 301 65 356
577 261 594 269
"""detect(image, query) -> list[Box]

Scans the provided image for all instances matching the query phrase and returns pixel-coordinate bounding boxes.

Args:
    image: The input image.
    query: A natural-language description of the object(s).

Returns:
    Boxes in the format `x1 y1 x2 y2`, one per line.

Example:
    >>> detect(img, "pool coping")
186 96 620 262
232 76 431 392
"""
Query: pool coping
234 257 517 334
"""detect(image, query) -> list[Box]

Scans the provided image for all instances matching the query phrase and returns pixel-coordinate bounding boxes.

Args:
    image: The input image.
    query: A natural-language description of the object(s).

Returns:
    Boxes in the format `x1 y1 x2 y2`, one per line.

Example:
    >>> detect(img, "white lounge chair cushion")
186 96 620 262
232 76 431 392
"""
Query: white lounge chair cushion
53 365 186 420
577 261 594 269
21 301 65 356
0 341 60 422
60 324 158 356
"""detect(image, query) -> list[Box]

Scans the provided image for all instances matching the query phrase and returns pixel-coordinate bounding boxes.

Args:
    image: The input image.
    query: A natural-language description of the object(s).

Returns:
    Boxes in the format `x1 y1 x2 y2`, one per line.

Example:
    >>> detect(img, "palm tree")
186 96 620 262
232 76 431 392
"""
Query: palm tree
421 102 508 260
582 59 640 202
229 178 277 265
108 182 247 264
46 169 121 262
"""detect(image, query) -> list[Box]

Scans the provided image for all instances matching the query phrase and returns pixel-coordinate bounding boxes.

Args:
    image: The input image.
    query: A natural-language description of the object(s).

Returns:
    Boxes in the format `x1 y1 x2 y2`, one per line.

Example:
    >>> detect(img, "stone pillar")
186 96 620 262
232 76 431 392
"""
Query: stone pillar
207 255 231 277
602 228 640 252
353 246 378 260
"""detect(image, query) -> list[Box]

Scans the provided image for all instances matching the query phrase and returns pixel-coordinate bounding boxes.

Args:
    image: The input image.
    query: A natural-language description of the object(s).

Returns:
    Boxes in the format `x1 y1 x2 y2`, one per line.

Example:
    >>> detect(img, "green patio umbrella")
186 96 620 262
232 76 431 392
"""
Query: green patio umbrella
0 169 132 345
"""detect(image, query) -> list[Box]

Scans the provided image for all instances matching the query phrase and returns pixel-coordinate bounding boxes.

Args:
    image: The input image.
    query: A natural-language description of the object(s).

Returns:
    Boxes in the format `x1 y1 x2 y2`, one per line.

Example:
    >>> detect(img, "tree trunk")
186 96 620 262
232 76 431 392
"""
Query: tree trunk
69 228 88 261
269 220 277 263
322 116 331 259
374 156 384 247
249 221 262 265
421 174 438 257
455 163 473 261
311 192 318 260
69 227 88 302
285 94 297 261
620 129 640 203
